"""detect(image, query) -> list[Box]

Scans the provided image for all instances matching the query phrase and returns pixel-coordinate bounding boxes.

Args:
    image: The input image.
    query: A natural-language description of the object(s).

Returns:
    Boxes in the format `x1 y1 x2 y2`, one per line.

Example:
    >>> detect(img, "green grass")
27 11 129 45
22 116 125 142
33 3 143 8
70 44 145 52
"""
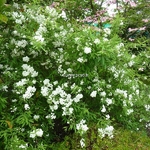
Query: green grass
51 128 150 150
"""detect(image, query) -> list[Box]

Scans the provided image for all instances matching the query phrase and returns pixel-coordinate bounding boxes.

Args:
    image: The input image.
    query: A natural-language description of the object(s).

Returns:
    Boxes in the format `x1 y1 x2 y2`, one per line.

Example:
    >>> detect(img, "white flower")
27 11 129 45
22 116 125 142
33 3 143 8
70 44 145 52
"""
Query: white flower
16 40 28 48
120 20 124 25
53 81 58 85
116 43 124 50
80 80 84 85
98 125 114 139
54 33 59 38
50 113 56 119
43 79 50 85
34 35 44 43
22 64 38 77
104 28 111 35
95 0 101 5
76 119 88 134
101 105 106 112
106 98 112 105
23 86 36 99
19 144 28 149
10 106 17 112
128 61 134 67
61 11 67 20
33 115 40 120
115 89 128 98
15 78 28 87
37 24 47 34
145 105 150 111
36 129 43 137
80 138 85 148
13 3 20 9
41 86 49 96
74 94 83 103
106 114 110 120
138 67 144 71
46 113 54 119
12 99 17 102
22 71 29 76
48 7 58 17
87 86 91 89
28 86 36 92
82 124 89 132
69 107 74 114
24 104 30 110
90 91 97 97
67 68 72 72
23 56 30 62
22 64 28 69
77 57 84 63
31 71 38 77
84 47 91 54
136 89 139 95
94 38 100 44
30 130 36 138
105 126 114 138
15 19 22 24
12 11 19 18
127 109 133 115
52 40 63 48
59 98 64 105
30 128 43 138
23 92 31 99
75 37 80 42
32 80 36 84
106 84 111 88
2 85 8 92
53 104 58 110
101 91 106 97
67 23 71 27
0 64 3 69
146 123 150 128
103 37 108 42
98 128 105 138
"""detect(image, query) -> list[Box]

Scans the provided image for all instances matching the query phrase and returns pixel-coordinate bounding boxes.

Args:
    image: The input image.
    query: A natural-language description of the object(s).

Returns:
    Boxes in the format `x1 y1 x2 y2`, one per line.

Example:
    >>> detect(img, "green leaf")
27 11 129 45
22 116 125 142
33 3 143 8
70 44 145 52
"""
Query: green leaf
0 96 7 111
0 0 6 7
0 14 8 23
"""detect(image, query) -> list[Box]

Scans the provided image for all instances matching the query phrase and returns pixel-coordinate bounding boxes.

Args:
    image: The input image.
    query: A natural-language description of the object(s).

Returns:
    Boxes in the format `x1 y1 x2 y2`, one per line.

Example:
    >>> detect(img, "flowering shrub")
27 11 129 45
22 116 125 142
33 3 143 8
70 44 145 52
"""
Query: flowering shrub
0 1 150 149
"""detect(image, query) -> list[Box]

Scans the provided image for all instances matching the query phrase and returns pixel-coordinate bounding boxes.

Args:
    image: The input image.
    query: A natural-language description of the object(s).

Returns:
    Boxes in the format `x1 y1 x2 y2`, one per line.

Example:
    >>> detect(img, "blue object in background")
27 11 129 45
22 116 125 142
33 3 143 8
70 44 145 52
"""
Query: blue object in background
84 22 112 35
85 22 111 28
103 23 111 28
92 23 99 27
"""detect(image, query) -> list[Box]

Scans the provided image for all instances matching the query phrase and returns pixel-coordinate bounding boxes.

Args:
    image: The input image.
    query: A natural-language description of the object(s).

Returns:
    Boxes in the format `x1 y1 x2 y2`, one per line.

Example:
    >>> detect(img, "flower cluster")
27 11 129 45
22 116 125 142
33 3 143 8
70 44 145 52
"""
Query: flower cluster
90 90 97 98
18 144 28 149
33 24 47 43
30 128 43 138
22 64 38 77
23 86 36 100
41 81 83 117
84 47 91 54
12 11 26 24
98 125 114 139
76 119 89 135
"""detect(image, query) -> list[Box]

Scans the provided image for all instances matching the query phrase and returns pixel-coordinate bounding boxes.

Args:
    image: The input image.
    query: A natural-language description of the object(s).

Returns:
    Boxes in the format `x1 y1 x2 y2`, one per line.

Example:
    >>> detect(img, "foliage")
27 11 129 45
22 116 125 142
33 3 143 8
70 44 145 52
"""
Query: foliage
0 0 150 149
0 0 9 23
51 128 150 150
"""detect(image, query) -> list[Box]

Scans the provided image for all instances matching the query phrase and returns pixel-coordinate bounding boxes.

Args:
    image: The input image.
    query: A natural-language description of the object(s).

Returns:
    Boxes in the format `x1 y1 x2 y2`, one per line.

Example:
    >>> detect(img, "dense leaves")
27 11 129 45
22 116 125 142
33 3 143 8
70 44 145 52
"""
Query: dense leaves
0 0 150 149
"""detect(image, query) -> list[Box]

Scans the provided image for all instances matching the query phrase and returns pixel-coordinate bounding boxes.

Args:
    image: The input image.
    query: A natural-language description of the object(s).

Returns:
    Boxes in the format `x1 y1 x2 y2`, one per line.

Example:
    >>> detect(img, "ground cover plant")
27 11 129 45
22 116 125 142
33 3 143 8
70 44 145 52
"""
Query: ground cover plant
51 128 150 150
0 0 150 149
